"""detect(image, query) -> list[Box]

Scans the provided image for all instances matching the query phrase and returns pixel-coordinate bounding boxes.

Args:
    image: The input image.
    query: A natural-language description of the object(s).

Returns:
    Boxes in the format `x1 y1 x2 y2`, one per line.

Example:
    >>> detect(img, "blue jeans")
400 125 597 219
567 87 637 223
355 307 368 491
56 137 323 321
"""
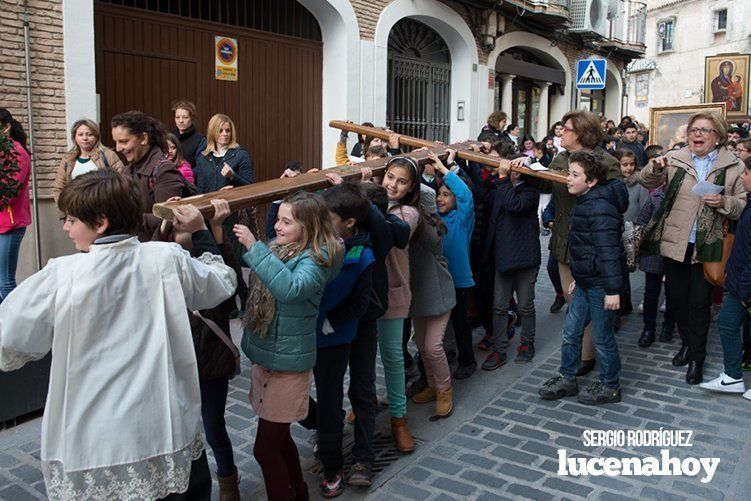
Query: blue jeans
0 227 26 303
199 377 235 477
560 285 621 388
717 293 749 379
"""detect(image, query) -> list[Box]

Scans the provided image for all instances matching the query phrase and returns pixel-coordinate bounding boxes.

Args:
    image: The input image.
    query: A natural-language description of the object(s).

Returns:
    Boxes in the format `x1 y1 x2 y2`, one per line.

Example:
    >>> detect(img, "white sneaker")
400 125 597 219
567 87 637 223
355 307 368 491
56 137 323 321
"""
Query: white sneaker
699 372 746 394
638 302 644 313
744 389 751 401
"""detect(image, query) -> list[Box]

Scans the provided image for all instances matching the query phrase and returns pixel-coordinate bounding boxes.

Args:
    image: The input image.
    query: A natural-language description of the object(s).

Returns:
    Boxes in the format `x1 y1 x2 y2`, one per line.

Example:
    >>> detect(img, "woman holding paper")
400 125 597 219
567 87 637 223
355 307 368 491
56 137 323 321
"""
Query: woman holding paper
636 112 745 386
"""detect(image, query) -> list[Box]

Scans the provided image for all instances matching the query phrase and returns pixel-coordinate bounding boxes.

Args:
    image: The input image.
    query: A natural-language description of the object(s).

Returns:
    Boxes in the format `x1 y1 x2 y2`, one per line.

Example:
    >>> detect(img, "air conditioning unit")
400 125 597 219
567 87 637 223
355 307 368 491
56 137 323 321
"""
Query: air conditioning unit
570 0 609 37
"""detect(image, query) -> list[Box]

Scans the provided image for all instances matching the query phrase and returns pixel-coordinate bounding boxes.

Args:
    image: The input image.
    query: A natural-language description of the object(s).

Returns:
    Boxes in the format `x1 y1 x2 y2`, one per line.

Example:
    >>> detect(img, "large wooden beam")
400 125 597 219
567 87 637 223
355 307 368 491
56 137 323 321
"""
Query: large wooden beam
152 122 567 220
152 148 450 220
329 121 568 185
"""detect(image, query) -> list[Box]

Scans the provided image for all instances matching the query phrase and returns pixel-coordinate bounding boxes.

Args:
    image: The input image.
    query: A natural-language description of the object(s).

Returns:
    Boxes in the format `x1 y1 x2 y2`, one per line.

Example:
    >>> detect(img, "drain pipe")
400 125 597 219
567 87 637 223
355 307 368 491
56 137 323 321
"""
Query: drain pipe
23 0 42 271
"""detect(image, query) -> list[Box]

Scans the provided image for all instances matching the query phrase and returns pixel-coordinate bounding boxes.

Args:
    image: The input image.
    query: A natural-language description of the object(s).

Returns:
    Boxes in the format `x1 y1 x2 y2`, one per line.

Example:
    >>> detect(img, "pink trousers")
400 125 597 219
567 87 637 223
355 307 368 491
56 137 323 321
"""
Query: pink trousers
413 312 452 391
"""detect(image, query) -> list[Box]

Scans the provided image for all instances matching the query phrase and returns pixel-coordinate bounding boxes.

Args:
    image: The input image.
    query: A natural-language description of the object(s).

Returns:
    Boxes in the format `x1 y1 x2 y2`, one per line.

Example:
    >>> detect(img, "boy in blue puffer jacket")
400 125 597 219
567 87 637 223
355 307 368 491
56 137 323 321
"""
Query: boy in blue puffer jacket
300 181 375 497
539 151 628 405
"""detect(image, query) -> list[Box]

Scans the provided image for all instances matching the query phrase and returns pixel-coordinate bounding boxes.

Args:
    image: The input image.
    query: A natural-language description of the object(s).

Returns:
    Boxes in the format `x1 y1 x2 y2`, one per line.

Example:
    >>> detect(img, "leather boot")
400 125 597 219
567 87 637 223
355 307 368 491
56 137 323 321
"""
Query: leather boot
672 344 689 366
390 416 415 453
685 360 703 385
217 467 240 501
435 388 453 417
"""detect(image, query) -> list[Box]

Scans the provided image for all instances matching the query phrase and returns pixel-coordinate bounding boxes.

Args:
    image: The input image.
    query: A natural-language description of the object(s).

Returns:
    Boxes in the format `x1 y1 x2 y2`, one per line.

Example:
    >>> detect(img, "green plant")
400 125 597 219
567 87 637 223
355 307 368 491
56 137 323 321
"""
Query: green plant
0 131 23 210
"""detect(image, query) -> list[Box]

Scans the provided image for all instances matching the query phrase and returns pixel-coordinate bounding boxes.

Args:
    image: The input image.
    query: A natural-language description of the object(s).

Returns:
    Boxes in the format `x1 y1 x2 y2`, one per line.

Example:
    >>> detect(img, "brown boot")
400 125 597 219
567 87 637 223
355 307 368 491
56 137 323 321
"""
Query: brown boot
435 388 453 417
390 416 415 453
217 467 240 501
412 386 436 404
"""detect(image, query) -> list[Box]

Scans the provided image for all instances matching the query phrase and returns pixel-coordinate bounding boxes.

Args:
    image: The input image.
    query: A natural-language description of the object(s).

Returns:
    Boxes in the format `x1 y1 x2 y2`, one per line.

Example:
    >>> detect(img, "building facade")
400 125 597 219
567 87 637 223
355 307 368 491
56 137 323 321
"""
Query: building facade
626 0 750 125
3 0 645 279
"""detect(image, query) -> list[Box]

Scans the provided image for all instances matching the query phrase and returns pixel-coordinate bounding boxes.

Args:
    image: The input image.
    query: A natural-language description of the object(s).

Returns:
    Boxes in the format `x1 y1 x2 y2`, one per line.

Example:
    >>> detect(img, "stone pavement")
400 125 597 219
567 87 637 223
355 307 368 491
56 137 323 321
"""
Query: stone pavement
2 242 751 500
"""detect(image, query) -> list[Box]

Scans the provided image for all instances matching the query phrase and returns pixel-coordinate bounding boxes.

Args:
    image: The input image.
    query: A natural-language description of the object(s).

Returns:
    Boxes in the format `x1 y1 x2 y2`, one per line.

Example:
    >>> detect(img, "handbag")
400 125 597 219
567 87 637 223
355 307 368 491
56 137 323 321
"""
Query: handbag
192 310 241 378
622 221 637 272
703 218 734 287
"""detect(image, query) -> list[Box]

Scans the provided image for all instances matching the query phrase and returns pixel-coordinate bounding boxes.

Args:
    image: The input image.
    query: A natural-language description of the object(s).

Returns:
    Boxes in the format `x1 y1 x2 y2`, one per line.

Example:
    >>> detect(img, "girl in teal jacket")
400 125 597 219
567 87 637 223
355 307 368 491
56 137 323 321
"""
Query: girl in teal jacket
233 191 342 501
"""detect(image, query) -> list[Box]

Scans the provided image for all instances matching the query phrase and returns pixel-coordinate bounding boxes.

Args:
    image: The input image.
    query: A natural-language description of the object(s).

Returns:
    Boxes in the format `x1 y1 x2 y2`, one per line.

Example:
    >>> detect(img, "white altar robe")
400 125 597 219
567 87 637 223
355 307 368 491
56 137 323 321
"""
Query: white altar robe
0 237 236 500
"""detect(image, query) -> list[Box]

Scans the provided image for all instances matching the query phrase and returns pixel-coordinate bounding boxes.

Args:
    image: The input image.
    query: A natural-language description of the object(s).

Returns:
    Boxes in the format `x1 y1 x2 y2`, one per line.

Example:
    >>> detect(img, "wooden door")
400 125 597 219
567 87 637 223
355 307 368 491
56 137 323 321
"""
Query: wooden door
94 1 323 183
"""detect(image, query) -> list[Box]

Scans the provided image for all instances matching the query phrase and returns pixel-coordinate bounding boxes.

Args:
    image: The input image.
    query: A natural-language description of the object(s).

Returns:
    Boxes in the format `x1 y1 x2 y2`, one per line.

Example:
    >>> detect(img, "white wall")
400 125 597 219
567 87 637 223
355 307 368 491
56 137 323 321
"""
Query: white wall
627 0 751 124
298 0 361 166
63 0 98 148
372 0 481 142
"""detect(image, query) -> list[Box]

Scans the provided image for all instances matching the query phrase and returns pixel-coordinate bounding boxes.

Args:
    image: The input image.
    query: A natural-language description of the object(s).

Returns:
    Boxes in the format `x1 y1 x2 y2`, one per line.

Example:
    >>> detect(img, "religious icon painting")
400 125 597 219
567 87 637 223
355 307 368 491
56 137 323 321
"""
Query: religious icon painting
704 54 750 119
649 103 726 151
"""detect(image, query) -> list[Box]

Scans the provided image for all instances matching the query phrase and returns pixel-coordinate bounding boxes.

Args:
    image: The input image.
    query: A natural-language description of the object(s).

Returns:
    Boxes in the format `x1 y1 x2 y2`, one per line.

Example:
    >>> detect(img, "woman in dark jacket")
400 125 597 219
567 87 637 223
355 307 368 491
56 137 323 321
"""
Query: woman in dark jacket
172 100 207 168
194 113 254 313
194 113 254 193
110 111 184 241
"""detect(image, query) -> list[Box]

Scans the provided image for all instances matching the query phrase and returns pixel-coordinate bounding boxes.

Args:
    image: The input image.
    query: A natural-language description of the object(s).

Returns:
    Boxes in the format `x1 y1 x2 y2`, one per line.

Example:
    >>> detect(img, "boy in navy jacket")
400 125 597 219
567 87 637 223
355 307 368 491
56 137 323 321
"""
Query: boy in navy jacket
482 159 540 370
300 181 375 496
699 157 751 398
539 151 628 405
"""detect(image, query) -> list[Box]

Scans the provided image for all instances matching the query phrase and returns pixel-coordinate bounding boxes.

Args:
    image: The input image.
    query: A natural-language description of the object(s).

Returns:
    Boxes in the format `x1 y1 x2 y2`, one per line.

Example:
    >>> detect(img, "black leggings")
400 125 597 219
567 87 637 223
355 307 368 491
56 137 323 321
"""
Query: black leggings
253 419 308 501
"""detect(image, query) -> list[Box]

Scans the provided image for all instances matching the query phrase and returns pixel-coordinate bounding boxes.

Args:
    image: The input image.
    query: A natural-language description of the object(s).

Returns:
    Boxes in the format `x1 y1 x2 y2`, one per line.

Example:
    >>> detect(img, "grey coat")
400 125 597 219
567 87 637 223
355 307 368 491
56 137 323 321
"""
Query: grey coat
408 221 456 317
623 176 648 223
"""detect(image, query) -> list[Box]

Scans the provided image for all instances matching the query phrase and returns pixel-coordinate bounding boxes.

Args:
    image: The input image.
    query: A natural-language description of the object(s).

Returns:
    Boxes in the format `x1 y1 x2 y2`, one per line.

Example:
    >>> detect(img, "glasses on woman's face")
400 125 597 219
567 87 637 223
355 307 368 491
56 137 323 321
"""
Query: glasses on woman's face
562 126 575 133
688 127 716 136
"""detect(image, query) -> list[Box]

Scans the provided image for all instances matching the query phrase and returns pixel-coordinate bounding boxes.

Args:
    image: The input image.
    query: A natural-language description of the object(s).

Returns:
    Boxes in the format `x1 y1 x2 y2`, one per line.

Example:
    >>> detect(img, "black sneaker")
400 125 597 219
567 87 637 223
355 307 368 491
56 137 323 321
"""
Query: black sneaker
481 351 507 371
320 471 344 498
549 294 566 313
514 343 535 363
539 374 578 400
347 463 373 487
453 361 477 380
577 381 622 405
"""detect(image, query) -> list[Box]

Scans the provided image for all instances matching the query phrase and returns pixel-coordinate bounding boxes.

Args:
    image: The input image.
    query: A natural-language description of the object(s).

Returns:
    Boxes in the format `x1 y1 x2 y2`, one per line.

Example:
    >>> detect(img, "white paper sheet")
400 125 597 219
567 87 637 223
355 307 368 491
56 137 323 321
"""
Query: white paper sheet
528 162 549 171
690 180 724 197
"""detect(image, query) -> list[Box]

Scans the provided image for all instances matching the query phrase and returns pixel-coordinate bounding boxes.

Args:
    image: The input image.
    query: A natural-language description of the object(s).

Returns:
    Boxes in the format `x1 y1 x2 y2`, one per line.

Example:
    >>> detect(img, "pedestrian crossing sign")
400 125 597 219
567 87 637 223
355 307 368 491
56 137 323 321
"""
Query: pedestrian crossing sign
576 59 606 90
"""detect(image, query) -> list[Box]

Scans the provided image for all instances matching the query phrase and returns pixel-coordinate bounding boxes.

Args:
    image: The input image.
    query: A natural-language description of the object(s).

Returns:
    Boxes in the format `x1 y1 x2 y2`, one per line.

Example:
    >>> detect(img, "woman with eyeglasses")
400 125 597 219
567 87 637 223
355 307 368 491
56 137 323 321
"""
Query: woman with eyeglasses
637 112 746 385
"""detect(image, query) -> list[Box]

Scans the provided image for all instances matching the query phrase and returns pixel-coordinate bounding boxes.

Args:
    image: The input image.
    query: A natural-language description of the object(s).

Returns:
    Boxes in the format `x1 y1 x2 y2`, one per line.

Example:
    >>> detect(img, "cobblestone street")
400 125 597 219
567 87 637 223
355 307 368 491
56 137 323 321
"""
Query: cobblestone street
2 244 751 500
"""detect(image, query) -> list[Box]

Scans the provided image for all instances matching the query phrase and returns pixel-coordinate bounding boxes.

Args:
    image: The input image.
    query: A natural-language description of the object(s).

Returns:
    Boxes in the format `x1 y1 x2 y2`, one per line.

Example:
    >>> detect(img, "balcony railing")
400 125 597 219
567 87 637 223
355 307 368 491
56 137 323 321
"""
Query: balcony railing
605 0 646 47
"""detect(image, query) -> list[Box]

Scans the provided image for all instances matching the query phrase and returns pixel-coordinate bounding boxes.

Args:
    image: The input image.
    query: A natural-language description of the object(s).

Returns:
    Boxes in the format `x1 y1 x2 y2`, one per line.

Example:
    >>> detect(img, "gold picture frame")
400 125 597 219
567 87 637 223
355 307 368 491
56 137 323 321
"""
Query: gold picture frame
704 54 749 119
649 103 727 149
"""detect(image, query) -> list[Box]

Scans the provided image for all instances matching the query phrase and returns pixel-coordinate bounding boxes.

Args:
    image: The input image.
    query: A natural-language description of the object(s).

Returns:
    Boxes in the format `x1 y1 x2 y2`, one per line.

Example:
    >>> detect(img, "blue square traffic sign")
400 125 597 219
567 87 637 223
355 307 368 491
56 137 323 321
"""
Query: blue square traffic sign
576 59 607 90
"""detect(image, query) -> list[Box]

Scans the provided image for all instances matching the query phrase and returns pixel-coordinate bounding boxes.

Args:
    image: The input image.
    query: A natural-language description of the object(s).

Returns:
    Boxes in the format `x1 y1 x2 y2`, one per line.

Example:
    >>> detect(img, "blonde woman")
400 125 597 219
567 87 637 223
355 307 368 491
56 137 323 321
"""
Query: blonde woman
194 114 254 194
53 119 123 204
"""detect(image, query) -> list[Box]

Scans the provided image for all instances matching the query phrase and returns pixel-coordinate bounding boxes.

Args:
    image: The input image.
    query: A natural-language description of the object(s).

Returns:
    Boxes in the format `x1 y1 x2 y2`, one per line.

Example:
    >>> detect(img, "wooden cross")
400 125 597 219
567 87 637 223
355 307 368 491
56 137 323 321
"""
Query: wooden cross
152 121 567 220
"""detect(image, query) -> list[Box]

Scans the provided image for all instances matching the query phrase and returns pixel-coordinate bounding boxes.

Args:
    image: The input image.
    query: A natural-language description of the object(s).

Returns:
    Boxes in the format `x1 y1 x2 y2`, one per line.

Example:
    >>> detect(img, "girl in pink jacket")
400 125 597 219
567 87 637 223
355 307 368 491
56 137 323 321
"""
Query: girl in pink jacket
0 108 31 303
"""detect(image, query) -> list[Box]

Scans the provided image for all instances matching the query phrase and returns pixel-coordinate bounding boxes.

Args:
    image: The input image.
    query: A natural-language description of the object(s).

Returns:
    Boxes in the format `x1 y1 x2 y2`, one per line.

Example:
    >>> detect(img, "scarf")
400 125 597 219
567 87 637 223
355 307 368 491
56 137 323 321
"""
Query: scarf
640 166 727 262
242 242 299 337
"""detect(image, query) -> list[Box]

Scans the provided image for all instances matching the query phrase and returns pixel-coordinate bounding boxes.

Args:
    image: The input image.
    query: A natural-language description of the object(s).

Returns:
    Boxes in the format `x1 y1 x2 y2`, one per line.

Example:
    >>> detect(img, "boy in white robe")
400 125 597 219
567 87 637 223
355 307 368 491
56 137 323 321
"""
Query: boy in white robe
0 170 236 501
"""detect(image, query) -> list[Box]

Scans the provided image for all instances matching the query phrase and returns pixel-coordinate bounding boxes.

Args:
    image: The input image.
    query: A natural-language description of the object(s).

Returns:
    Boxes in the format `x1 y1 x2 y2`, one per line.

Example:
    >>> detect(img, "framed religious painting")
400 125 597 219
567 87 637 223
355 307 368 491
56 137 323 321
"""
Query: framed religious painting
649 103 726 149
704 54 749 119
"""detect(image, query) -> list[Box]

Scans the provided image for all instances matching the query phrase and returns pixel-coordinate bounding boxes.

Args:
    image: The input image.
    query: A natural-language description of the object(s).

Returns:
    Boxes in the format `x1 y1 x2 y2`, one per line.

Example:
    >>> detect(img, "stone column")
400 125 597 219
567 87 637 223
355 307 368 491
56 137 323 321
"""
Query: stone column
537 81 551 138
500 74 515 115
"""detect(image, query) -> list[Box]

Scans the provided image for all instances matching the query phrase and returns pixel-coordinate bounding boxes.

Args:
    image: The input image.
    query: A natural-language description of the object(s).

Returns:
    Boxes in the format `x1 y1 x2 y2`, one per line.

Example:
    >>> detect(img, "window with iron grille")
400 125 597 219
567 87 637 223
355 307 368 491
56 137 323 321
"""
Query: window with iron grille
95 0 321 41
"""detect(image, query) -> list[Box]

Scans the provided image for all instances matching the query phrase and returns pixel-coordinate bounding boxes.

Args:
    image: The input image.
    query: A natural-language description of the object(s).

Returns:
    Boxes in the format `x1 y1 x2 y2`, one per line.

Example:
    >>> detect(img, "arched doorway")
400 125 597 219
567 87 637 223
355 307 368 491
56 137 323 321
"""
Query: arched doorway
387 18 451 142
